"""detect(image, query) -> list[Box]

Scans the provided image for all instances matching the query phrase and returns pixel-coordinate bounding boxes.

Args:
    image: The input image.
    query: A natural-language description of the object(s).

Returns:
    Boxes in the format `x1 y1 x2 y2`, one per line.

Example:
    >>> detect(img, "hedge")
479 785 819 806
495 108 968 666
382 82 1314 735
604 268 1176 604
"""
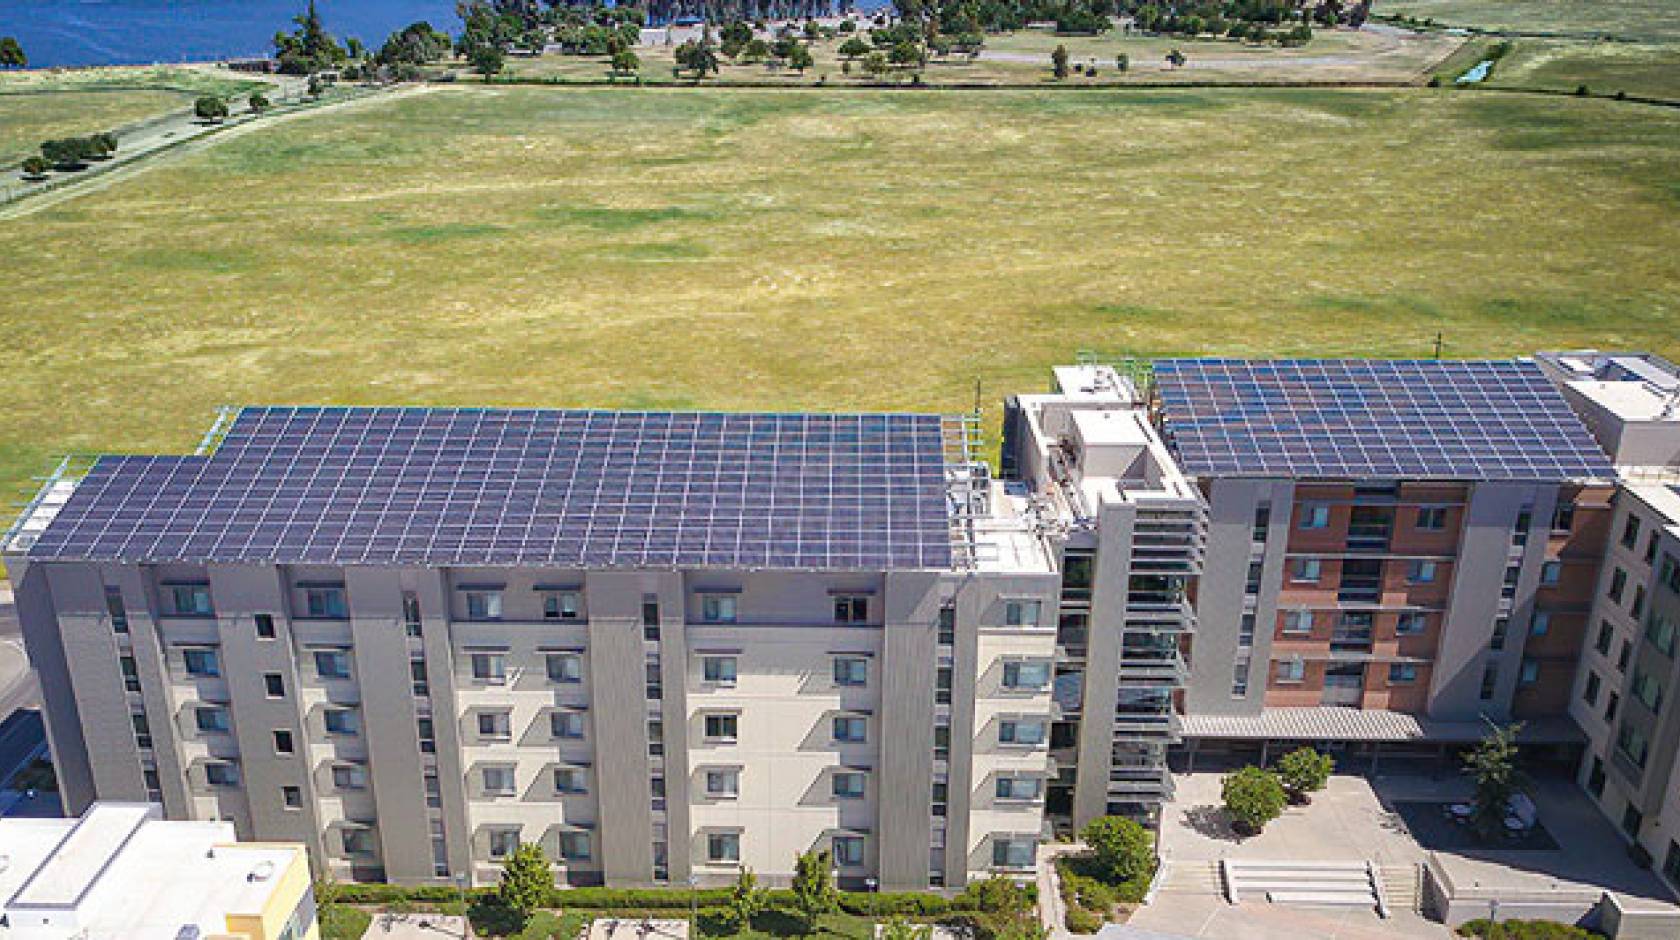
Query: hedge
1455 920 1604 940
323 883 982 914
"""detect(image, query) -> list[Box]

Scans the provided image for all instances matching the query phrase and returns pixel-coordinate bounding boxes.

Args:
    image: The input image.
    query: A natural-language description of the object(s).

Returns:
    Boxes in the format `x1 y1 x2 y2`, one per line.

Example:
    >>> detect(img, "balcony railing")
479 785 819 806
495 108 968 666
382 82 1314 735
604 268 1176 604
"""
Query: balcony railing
1118 651 1188 686
1108 765 1175 800
1113 711 1181 740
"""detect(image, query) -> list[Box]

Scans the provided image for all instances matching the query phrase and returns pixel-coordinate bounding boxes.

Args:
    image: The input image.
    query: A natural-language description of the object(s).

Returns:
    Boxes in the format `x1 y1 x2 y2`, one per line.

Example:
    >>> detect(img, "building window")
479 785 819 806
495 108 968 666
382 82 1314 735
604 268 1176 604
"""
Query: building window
1633 669 1664 713
833 657 868 687
1623 806 1645 843
1002 660 1050 690
1646 615 1677 657
282 785 302 809
342 828 376 856
1396 613 1428 636
998 719 1044 746
1283 611 1313 635
324 708 360 736
1519 659 1539 687
832 715 867 743
833 771 866 799
703 713 738 742
1299 503 1330 529
254 613 276 639
482 766 517 795
706 769 740 797
543 591 582 621
183 648 220 678
120 655 142 692
131 712 152 748
648 719 664 756
1584 671 1601 706
274 729 295 754
1290 558 1321 583
702 655 738 684
417 717 436 753
701 594 738 623
554 767 587 794
1597 621 1615 656
478 711 511 739
1245 562 1264 595
1632 586 1647 619
938 604 955 646
195 706 230 734
832 835 865 867
1231 659 1250 696
1407 561 1437 584
471 653 506 683
168 584 213 616
936 665 953 705
1479 663 1498 700
332 764 368 790
105 587 129 633
1275 659 1305 684
314 650 352 680
263 672 285 697
304 586 347 618
992 838 1035 869
560 831 592 861
1004 600 1042 627
545 653 582 684
1540 561 1562 586
464 590 503 620
833 595 869 623
410 657 429 695
488 828 521 860
402 592 423 636
1662 840 1680 889
1416 507 1448 530
1530 612 1550 637
1252 502 1271 541
1619 640 1633 673
1238 613 1256 648
707 833 740 863
1388 664 1418 684
642 595 661 639
1607 691 1620 722
1587 756 1606 797
204 762 240 787
550 711 585 739
1609 568 1628 603
1618 723 1650 769
1622 515 1642 549
995 776 1041 801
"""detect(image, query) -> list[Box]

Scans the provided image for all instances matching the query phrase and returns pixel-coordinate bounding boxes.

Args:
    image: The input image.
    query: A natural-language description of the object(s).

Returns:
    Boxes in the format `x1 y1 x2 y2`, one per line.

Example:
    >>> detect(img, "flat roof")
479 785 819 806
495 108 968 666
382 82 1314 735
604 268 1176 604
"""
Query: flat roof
1154 359 1615 482
23 407 961 571
1181 707 1585 743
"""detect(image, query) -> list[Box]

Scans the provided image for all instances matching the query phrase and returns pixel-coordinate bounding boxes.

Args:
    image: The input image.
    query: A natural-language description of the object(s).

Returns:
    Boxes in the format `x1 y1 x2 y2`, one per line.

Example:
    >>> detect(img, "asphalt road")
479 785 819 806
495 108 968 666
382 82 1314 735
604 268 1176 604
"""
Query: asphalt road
0 708 45 789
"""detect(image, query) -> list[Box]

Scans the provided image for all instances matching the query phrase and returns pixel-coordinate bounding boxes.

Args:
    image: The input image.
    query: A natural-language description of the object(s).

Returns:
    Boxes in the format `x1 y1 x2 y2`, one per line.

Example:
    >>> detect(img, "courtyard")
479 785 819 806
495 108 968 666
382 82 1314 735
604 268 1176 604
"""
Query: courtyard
1125 771 1680 939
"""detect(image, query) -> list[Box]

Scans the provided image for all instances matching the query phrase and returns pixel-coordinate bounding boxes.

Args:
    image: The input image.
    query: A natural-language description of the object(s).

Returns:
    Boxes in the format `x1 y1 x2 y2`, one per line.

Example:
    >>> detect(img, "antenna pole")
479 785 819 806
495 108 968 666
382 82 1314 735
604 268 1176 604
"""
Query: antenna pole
1433 332 1444 360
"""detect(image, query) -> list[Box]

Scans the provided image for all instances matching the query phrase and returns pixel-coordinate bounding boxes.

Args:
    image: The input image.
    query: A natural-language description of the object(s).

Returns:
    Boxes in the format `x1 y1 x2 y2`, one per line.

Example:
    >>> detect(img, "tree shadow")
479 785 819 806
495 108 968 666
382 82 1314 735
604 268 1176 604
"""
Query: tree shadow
1179 804 1242 843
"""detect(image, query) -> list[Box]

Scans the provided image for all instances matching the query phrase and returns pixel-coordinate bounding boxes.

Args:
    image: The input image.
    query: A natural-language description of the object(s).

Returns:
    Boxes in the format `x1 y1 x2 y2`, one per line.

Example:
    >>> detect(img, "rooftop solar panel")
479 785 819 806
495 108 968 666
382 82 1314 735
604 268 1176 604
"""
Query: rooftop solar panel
1153 359 1615 482
26 408 959 571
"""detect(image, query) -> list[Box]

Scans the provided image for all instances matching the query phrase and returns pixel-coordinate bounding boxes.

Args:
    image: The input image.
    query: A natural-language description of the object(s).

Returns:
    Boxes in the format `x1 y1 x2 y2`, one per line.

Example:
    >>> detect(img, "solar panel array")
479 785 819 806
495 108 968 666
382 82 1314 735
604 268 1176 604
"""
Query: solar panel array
1153 359 1615 481
27 408 957 570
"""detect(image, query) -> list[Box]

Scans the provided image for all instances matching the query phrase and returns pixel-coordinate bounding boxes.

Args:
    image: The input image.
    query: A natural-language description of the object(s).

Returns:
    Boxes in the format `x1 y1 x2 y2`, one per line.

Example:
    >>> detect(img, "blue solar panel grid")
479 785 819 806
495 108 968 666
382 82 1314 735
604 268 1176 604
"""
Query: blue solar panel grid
1152 359 1615 481
27 408 958 570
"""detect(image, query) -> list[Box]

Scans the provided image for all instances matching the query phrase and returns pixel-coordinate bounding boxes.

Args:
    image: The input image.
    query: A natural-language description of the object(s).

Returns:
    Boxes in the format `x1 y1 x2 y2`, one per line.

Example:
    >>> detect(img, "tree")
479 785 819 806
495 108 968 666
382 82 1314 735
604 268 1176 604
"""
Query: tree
1080 816 1153 884
41 138 91 169
888 39 921 67
675 39 719 78
742 38 771 63
791 849 838 931
1115 52 1128 72
1051 43 1070 79
497 841 552 919
346 36 366 60
273 0 347 74
1165 47 1186 68
1464 722 1524 839
1276 747 1334 805
611 48 640 75
21 156 48 179
307 74 325 97
787 42 814 73
249 92 271 114
838 37 871 59
378 21 452 66
0 36 25 68
1222 766 1286 835
729 866 766 928
862 51 889 79
194 96 230 122
880 920 933 940
470 42 505 79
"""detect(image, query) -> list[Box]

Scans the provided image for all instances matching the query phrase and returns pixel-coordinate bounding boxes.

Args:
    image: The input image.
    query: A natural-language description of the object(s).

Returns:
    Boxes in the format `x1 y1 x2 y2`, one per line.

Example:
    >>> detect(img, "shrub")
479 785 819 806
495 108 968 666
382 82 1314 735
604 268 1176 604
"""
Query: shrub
1575 83 1590 96
1276 747 1333 804
1455 919 1603 940
21 155 48 178
1064 907 1103 934
1222 766 1287 835
955 876 1034 914
499 842 552 917
1080 816 1153 884
1427 75 1442 87
194 95 229 121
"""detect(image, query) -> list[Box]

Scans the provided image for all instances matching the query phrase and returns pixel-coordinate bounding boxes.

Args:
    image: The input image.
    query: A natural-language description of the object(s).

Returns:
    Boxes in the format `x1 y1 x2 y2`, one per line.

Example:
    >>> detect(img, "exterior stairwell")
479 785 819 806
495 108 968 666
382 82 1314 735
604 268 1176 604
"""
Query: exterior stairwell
1379 863 1424 914
1158 860 1224 896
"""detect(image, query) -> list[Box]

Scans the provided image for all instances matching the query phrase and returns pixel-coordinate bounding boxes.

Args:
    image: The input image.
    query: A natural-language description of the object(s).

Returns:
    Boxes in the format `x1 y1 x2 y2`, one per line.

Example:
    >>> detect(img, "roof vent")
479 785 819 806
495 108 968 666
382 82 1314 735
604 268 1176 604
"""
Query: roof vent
176 926 202 940
249 861 276 882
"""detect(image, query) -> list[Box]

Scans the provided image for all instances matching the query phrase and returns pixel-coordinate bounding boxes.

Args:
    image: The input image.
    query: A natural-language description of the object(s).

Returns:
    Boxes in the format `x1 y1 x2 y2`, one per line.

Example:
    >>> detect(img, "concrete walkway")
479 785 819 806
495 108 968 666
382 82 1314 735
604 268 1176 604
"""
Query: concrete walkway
1037 842 1084 938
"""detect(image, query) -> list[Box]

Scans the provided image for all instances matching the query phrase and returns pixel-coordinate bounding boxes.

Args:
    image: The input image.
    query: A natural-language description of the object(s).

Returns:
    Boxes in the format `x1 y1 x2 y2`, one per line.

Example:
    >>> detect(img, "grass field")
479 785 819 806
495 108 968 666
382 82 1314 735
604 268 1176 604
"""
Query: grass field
0 86 1676 499
0 89 190 165
499 26 1462 85
1373 0 1680 40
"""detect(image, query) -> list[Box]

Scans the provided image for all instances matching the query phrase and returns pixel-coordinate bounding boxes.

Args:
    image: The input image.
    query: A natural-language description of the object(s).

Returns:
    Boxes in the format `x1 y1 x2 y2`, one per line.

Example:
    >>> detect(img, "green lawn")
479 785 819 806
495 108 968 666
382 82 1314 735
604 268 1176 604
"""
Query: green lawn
1373 0 1680 40
0 89 188 165
0 86 1676 501
1484 39 1680 99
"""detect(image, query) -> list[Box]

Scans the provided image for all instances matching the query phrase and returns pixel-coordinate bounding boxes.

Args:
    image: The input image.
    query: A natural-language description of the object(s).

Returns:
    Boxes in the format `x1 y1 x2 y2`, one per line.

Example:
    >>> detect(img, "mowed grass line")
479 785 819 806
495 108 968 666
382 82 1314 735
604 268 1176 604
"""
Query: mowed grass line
0 85 1676 496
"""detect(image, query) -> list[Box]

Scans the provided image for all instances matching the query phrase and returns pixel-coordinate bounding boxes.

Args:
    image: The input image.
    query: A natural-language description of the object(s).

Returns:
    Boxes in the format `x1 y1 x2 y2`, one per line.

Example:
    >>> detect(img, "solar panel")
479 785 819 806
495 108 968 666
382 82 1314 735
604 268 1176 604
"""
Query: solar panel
1152 359 1615 482
27 408 958 571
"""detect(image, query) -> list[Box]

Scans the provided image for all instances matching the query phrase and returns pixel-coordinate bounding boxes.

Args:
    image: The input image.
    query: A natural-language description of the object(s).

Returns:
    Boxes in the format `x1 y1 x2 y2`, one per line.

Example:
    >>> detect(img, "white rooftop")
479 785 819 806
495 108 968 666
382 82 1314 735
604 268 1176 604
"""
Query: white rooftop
0 803 305 940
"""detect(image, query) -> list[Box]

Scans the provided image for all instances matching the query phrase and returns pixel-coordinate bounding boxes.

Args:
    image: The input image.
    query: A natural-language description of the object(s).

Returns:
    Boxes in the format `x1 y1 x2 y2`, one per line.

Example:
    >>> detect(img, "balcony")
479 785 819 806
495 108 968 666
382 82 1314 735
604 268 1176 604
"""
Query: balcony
1118 650 1188 686
1113 710 1181 741
1321 673 1364 706
1108 765 1175 800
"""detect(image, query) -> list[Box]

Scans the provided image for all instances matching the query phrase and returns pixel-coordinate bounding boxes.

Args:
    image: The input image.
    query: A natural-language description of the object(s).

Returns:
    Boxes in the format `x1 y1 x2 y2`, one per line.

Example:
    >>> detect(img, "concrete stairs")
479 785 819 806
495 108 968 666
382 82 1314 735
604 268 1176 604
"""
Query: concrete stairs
1378 863 1423 913
1157 860 1223 896
1220 859 1384 914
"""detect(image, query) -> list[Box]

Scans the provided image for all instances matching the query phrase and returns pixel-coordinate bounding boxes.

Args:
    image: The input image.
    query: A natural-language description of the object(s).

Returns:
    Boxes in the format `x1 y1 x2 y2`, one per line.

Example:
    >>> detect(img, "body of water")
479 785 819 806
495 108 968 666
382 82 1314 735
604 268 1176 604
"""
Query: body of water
0 0 461 68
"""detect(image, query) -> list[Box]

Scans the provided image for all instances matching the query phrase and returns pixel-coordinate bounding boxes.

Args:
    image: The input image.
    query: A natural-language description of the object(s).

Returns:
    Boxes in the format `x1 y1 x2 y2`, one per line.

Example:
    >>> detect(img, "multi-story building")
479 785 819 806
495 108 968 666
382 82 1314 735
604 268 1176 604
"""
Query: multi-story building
4 407 1065 890
1149 358 1617 768
1538 351 1680 895
0 801 316 940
